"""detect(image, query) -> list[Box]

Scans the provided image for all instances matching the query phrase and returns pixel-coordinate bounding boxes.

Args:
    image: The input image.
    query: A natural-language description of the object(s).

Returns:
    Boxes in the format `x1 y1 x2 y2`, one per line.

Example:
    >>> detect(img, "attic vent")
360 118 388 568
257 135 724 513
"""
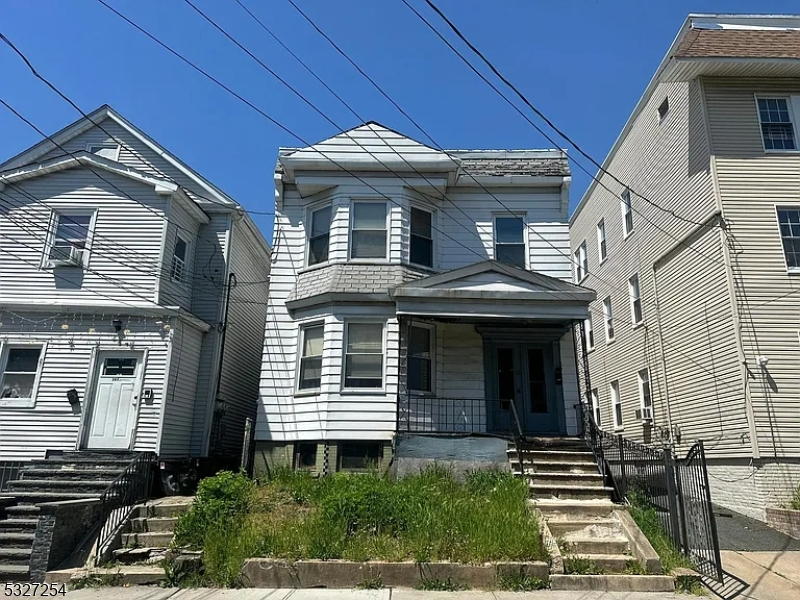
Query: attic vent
658 97 670 122
87 143 119 161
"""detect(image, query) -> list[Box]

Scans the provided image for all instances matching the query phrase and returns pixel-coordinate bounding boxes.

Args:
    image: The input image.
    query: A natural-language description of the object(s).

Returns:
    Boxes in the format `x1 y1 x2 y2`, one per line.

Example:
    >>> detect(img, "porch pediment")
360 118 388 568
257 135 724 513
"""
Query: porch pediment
391 261 595 320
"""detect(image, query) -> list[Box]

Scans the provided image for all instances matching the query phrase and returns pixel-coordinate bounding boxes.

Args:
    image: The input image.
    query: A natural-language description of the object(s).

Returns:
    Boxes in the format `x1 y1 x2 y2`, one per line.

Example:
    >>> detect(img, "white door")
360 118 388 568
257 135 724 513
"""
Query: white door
85 352 142 449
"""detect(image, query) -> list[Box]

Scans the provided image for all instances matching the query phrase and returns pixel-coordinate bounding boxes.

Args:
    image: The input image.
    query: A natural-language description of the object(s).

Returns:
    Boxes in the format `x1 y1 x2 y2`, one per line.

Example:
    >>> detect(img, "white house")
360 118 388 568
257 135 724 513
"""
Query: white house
0 105 270 464
255 123 594 475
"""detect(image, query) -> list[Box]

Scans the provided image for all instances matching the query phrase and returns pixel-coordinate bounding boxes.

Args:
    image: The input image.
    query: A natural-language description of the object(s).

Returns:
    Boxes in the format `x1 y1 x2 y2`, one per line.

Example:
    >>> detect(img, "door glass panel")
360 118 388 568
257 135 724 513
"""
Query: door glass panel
497 347 515 411
527 349 548 413
103 358 137 377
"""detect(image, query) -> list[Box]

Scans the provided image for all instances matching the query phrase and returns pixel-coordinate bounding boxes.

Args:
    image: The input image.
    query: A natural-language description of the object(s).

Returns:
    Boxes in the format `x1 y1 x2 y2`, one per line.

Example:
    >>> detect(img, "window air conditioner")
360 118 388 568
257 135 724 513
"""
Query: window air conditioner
634 407 653 422
48 245 83 268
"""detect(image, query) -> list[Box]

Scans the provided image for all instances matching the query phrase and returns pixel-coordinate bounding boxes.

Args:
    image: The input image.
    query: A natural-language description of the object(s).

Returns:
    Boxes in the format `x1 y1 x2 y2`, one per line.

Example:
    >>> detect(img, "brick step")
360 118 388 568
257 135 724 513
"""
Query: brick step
132 500 192 519
0 519 38 533
17 468 125 480
546 519 620 536
0 547 32 565
122 531 174 548
126 517 178 533
560 537 629 555
550 574 675 592
527 473 605 487
534 500 618 520
0 564 30 582
0 532 35 548
563 553 636 574
529 483 613 500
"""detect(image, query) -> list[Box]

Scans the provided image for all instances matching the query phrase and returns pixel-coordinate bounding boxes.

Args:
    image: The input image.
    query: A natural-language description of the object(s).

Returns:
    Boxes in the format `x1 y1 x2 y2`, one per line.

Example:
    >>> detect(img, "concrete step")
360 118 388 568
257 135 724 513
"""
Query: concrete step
509 449 596 463
8 479 114 493
529 483 613 500
46 565 164 586
514 460 600 474
1 491 100 502
17 468 124 480
0 547 32 565
127 516 178 533
528 473 605 487
3 505 40 517
519 436 588 448
561 537 630 555
0 532 35 548
132 499 193 519
550 574 675 592
0 564 30 582
534 500 618 520
547 519 620 536
122 531 173 548
0 519 38 533
563 553 635 574
25 459 131 471
112 547 171 565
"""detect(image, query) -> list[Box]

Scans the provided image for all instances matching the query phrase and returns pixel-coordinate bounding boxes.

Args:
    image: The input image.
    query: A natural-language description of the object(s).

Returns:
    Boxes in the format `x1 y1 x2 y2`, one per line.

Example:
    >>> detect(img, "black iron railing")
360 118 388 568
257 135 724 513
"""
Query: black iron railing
94 452 156 566
577 401 722 581
0 461 24 492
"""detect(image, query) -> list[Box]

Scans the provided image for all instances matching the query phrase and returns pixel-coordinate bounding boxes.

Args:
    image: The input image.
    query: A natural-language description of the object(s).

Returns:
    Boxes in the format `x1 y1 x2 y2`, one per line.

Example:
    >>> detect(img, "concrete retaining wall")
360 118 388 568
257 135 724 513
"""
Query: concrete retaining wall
240 559 548 589
766 507 800 540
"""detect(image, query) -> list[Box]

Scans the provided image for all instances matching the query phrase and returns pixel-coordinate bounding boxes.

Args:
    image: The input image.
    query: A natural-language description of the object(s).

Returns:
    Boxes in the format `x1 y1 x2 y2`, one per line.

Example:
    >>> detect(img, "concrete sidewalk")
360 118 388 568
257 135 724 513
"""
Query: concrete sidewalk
64 588 685 600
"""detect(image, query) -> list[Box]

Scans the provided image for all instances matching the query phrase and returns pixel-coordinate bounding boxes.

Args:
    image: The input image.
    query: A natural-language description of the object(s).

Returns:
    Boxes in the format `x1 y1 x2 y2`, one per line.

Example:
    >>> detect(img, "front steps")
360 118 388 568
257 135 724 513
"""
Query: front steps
112 497 193 566
0 451 136 582
510 438 674 592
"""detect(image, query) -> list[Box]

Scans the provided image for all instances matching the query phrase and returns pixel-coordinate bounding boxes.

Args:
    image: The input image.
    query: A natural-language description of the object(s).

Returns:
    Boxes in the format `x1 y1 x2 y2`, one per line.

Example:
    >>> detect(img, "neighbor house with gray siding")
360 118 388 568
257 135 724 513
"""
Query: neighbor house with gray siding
0 105 270 463
570 13 800 520
255 123 594 475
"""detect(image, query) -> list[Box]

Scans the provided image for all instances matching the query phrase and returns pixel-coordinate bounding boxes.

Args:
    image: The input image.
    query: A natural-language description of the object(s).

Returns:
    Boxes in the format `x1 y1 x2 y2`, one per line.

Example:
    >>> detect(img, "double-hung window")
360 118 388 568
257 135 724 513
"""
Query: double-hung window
758 98 797 151
410 207 433 268
298 324 324 392
621 189 634 237
583 314 594 352
0 343 46 407
308 205 332 266
351 202 387 259
629 274 643 325
575 241 588 282
597 220 607 262
171 236 188 283
638 369 652 412
344 322 384 389
611 380 623 429
777 207 800 272
409 325 434 393
603 297 615 342
591 388 601 426
494 217 525 268
48 212 94 268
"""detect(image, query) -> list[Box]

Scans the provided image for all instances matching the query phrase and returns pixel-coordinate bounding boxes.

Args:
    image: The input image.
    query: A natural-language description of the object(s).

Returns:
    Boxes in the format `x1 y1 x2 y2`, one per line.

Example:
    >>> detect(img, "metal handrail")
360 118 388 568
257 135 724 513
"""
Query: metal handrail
94 451 156 566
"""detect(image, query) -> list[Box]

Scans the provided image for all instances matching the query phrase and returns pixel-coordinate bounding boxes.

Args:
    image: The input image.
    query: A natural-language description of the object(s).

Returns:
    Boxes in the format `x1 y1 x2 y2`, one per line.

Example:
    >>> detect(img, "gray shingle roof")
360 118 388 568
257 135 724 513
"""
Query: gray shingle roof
288 264 427 303
456 156 570 177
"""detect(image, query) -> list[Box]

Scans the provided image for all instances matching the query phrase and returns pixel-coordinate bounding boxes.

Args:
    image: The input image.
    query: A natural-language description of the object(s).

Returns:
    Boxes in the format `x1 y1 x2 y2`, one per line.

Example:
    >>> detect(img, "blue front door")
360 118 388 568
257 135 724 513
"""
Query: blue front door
488 343 560 435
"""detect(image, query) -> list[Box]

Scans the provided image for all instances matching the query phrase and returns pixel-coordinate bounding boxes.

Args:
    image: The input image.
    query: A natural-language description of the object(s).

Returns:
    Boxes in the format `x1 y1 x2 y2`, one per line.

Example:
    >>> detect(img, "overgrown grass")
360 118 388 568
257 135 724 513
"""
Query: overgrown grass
563 556 604 575
628 491 694 573
495 567 548 591
252 466 546 564
790 484 800 510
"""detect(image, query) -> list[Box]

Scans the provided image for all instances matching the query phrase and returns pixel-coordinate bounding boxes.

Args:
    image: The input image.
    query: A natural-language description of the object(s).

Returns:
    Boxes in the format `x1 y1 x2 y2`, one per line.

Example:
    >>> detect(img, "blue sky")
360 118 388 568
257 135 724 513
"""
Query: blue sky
1 0 798 241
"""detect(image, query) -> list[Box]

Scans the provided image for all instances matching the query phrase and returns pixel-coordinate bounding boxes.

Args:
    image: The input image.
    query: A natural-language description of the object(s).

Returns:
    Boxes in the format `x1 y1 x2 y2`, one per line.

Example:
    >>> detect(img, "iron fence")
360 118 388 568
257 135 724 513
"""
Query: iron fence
95 452 156 566
577 401 723 581
0 461 24 492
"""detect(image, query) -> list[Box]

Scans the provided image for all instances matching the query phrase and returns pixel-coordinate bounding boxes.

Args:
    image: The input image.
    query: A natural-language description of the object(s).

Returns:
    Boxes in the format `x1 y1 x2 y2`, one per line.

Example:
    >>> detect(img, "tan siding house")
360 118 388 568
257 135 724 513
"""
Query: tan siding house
571 14 800 520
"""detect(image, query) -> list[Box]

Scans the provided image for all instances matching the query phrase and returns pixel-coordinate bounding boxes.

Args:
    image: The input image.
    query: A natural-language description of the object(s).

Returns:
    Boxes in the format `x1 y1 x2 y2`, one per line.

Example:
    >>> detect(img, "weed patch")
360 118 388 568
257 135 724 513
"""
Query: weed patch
495 567 548 590
628 491 693 573
622 560 647 575
356 575 384 589
564 556 604 575
790 484 800 511
416 576 468 591
69 572 123 589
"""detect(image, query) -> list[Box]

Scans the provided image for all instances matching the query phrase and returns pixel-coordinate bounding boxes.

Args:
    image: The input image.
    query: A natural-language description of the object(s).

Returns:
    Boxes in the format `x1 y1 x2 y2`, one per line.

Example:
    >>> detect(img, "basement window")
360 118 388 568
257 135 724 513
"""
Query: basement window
294 443 318 470
339 441 381 471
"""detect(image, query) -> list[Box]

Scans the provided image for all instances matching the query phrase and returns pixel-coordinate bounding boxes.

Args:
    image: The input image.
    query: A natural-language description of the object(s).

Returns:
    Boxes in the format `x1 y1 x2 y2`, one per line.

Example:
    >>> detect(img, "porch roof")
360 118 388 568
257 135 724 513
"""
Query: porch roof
390 261 594 320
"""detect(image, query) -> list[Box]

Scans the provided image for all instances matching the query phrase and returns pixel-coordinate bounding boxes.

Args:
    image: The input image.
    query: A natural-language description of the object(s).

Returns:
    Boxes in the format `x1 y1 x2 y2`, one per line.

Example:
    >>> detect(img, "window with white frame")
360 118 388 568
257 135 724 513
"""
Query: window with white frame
603 297 615 342
575 241 588 282
0 344 45 407
658 97 670 122
597 220 607 262
171 236 188 283
47 212 94 267
344 322 384 389
298 324 324 391
621 189 634 237
611 380 623 429
494 216 525 268
777 207 800 272
409 324 434 393
758 98 797 151
409 207 433 268
629 274 643 325
583 314 594 352
86 143 120 161
350 202 387 259
638 368 652 411
308 205 332 266
591 388 601 426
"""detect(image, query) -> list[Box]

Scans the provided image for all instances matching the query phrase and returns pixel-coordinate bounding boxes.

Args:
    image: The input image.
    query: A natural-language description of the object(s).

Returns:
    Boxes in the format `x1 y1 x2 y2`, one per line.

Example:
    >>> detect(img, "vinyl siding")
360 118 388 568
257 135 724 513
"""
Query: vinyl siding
159 320 203 458
705 77 800 458
570 79 718 450
158 201 199 311
0 313 169 460
0 168 166 306
436 323 484 400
